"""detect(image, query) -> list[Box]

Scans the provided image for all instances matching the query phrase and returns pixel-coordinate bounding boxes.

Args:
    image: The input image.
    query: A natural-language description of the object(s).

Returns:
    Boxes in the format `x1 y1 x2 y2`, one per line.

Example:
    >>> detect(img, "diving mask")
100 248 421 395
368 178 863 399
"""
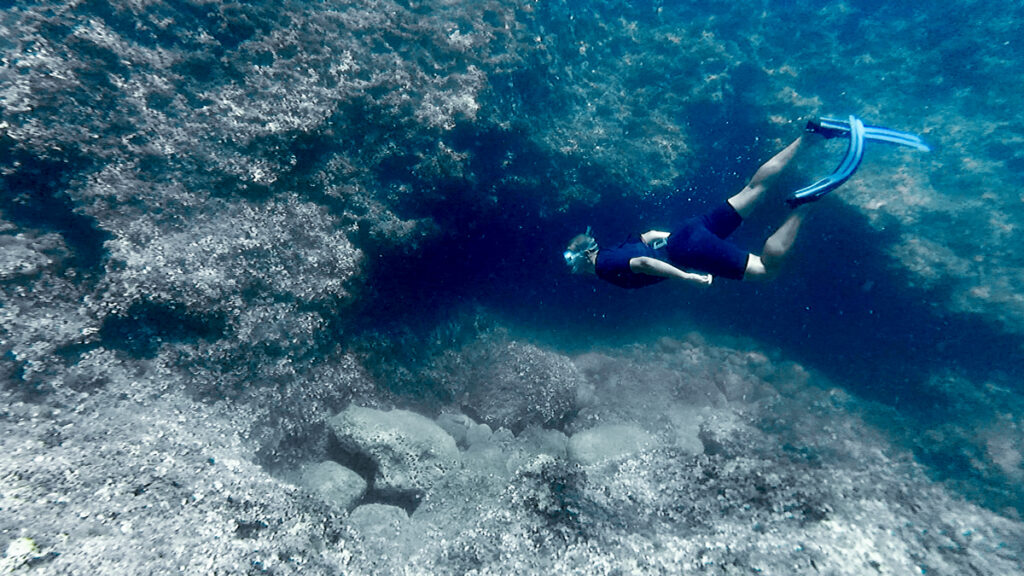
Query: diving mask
563 226 598 273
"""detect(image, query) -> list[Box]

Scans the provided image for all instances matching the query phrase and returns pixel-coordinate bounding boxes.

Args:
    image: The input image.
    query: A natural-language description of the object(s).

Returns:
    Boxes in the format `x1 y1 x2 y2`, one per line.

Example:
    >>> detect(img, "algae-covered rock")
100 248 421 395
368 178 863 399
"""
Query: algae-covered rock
567 423 656 466
328 406 460 495
299 461 366 511
348 503 408 537
346 503 409 563
374 321 583 435
0 234 60 282
461 340 582 434
436 412 475 448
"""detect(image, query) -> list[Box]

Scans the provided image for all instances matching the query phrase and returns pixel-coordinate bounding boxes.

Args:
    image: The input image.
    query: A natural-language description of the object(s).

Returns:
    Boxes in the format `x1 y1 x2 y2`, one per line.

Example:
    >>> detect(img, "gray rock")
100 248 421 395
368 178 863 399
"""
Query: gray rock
347 503 408 543
521 427 570 461
567 424 656 466
466 422 494 447
504 426 570 475
328 406 460 495
460 340 582 434
299 461 366 511
667 408 705 456
435 412 474 447
0 234 57 282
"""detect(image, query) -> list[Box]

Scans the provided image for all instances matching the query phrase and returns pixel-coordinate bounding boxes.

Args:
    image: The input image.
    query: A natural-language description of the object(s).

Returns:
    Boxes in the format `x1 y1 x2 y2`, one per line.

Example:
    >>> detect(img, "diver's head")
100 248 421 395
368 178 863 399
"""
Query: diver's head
564 227 598 274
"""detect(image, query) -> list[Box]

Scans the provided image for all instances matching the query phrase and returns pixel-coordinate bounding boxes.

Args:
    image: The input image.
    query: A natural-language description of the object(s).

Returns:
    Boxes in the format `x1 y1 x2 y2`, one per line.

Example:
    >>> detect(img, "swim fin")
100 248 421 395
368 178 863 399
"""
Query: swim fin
787 115 866 207
807 116 931 152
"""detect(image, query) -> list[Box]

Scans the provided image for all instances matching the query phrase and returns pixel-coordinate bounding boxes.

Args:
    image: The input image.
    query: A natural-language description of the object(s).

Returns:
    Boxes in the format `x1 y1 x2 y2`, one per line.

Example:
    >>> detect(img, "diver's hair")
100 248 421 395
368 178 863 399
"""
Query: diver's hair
565 231 598 274
567 233 597 254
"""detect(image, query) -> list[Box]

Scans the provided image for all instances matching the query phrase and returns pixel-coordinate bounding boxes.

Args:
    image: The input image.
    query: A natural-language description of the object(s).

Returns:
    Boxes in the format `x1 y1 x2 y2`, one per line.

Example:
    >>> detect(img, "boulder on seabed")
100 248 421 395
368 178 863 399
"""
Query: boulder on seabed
328 406 460 495
462 340 582 434
567 423 656 466
299 460 366 511
346 503 408 551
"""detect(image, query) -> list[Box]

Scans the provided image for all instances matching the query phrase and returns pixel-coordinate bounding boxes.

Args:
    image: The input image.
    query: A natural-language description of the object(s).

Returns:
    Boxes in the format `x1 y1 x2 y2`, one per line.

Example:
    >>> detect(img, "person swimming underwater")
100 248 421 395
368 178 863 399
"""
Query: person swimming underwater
565 135 812 289
564 116 928 289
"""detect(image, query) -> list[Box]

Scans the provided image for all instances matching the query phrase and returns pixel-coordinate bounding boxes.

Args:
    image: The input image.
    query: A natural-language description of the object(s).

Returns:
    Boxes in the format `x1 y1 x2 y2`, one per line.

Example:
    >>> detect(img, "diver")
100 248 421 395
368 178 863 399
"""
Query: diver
565 135 811 288
563 116 928 289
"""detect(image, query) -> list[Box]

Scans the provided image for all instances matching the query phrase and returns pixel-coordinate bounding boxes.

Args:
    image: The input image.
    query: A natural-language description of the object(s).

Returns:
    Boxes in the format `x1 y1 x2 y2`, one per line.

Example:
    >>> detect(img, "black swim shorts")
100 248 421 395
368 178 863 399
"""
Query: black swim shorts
665 202 750 280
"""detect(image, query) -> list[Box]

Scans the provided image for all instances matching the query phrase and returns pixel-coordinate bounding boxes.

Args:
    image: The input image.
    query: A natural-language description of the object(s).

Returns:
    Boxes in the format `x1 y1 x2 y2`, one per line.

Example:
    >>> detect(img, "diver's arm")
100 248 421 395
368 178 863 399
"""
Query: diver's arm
629 257 713 285
640 230 671 245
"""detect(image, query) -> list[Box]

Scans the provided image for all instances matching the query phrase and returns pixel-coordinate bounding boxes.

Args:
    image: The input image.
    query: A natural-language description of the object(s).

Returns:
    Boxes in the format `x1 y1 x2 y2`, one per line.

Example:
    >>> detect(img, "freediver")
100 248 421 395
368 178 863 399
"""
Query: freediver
563 116 927 289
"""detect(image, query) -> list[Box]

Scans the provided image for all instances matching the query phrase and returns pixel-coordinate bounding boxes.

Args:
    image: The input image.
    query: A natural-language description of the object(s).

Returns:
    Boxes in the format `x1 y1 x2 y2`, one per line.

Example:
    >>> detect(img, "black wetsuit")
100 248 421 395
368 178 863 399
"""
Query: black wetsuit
595 202 750 289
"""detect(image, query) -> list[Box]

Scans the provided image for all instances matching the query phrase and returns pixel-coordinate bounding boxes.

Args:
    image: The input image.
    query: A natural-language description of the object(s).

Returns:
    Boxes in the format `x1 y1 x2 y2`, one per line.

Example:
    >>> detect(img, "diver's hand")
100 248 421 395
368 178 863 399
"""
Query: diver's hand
688 272 712 286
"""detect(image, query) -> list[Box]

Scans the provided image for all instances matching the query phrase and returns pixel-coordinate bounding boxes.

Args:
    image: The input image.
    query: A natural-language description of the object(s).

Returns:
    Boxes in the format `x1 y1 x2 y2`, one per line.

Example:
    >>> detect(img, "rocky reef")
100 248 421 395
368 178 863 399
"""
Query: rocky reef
2 0 1023 573
4 332 1021 574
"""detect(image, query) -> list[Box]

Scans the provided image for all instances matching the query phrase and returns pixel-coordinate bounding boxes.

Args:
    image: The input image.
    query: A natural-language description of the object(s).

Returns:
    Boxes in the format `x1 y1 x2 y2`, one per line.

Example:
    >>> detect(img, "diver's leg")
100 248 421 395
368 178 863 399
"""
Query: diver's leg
727 136 804 219
742 205 811 281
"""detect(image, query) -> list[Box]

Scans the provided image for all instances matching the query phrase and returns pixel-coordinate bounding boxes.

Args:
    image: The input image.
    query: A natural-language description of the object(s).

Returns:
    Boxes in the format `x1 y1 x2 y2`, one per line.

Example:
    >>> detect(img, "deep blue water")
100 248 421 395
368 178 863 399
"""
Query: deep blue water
343 0 1024 511
356 123 1020 414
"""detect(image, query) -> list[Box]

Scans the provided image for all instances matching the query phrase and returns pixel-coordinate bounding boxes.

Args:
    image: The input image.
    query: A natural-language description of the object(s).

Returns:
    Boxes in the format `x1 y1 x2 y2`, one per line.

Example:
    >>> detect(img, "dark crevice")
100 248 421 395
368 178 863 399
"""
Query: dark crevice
326 435 379 484
0 143 111 270
358 489 423 515
53 341 102 367
98 301 227 359
326 435 423 514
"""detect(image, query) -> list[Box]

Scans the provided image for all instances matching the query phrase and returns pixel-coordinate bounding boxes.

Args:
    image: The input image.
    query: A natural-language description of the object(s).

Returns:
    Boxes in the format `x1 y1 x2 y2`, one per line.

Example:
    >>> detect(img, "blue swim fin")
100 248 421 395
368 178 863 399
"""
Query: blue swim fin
808 117 931 152
786 115 866 208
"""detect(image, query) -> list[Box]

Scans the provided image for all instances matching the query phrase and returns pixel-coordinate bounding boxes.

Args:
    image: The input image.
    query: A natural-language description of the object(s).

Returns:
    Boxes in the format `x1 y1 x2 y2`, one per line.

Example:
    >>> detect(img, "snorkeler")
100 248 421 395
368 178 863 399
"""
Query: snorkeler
563 116 928 289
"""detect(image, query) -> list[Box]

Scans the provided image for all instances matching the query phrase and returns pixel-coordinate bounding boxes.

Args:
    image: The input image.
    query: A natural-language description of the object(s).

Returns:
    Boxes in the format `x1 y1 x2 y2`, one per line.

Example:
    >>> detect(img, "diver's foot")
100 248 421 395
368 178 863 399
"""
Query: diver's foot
805 118 845 139
785 193 819 208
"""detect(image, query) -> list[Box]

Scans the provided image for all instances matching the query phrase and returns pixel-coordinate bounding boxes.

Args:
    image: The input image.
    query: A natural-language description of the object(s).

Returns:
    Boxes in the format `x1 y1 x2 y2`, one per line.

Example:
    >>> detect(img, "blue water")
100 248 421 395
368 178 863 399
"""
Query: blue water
345 0 1024 511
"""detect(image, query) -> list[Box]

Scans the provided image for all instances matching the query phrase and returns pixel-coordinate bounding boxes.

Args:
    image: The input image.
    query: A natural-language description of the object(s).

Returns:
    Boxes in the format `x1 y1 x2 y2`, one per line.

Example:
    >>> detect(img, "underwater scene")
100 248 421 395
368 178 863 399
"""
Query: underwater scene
1 0 1023 573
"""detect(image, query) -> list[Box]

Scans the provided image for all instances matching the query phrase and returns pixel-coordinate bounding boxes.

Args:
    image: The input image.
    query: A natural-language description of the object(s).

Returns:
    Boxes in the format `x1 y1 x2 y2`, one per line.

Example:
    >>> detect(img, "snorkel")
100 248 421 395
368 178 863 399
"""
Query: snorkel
564 226 598 274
